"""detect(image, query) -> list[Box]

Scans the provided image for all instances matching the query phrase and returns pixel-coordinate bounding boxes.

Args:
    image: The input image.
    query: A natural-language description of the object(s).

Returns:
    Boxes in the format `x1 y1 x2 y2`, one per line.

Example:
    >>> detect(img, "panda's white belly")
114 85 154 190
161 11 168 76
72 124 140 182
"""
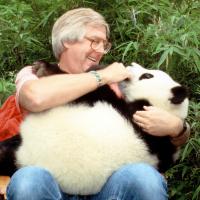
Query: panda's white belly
16 102 158 195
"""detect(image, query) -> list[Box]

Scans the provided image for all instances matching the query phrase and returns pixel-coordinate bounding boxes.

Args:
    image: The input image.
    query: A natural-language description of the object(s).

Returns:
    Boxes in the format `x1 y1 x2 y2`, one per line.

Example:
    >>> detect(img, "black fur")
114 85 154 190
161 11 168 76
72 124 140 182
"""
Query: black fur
170 86 188 104
0 135 21 176
32 60 64 77
139 73 154 80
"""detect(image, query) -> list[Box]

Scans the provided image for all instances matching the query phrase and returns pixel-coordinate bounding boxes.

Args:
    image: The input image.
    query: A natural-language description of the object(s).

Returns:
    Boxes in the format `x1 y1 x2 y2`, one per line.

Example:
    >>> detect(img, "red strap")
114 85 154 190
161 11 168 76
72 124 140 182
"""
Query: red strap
0 95 23 141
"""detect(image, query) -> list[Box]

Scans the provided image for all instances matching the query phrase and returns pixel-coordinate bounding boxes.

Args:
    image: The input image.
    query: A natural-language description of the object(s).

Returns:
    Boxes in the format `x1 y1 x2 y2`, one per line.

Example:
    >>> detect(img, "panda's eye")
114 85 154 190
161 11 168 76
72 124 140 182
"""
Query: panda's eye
139 73 154 80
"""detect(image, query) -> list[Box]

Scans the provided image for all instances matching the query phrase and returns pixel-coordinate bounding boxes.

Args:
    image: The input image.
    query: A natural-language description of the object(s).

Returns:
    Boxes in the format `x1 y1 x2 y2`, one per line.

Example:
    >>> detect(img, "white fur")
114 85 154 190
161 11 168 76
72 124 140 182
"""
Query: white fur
16 63 188 195
17 102 157 194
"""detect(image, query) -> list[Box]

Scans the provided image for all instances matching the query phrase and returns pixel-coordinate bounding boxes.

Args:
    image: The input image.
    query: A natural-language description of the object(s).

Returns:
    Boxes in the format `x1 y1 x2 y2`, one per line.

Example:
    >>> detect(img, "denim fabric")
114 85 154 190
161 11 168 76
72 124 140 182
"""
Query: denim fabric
7 163 168 200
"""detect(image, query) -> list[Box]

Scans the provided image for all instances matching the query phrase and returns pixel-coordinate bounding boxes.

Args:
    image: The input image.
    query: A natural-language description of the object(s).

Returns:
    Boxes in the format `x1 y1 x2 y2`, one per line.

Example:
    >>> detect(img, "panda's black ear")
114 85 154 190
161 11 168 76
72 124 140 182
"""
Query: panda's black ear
170 86 188 104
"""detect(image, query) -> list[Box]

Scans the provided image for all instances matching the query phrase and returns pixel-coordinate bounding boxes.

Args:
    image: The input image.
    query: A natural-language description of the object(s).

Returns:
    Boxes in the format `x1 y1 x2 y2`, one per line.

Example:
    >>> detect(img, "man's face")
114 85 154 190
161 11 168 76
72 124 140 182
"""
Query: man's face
60 25 108 74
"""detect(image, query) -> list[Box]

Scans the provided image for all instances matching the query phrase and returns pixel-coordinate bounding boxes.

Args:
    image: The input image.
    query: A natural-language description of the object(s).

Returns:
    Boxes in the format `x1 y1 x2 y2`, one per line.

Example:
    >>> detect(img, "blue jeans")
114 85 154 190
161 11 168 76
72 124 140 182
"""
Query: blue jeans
6 163 168 200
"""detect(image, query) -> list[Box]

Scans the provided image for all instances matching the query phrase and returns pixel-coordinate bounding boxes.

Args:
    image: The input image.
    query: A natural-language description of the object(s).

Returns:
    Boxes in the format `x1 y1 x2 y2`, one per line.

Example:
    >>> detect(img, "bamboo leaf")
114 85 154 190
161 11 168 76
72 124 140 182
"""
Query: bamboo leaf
156 48 170 68
122 41 134 62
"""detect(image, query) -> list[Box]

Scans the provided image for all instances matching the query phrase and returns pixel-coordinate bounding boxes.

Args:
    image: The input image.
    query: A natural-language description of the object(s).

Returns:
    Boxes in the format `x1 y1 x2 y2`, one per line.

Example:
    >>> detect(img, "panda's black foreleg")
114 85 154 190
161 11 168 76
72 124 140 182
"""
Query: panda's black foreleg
0 135 21 176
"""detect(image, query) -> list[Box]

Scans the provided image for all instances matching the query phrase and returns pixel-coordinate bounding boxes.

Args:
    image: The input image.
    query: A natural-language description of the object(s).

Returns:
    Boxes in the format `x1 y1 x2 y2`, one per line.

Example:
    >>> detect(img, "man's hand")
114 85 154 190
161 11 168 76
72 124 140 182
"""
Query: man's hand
133 106 183 137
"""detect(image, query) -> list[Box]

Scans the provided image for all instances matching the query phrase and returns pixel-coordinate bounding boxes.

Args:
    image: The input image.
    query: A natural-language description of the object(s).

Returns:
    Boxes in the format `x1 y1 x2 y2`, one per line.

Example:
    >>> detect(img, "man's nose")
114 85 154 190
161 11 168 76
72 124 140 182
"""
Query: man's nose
95 42 106 54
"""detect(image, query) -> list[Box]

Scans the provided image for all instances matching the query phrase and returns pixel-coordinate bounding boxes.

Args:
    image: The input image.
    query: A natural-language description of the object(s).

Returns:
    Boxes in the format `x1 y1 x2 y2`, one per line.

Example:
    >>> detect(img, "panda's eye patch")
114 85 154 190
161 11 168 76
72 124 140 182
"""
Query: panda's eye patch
124 77 131 82
139 73 154 80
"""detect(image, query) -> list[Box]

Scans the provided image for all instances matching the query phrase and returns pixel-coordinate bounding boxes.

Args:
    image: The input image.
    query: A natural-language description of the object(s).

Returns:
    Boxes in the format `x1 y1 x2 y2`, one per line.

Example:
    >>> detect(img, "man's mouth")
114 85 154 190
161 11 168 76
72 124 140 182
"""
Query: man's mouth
88 56 97 62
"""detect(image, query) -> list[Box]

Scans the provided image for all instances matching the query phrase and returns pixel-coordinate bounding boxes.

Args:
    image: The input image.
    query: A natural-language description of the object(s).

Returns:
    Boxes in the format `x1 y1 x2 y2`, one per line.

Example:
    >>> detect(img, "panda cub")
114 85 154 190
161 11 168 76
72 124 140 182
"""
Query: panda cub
0 62 188 195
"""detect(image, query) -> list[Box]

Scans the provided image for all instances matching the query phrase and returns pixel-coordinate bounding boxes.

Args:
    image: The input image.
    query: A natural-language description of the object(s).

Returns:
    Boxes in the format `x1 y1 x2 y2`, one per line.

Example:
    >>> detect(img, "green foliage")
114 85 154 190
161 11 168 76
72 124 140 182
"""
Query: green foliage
0 0 199 199
0 75 15 106
166 101 200 200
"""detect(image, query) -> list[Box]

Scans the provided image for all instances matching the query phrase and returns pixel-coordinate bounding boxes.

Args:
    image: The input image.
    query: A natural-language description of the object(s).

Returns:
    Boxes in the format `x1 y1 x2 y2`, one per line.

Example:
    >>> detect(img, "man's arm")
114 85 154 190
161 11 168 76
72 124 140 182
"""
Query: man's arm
16 63 131 112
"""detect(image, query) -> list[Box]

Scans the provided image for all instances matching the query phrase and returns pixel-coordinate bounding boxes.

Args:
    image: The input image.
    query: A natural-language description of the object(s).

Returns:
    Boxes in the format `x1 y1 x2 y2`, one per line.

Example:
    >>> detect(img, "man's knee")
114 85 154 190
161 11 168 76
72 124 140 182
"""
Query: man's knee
109 163 168 199
7 166 62 200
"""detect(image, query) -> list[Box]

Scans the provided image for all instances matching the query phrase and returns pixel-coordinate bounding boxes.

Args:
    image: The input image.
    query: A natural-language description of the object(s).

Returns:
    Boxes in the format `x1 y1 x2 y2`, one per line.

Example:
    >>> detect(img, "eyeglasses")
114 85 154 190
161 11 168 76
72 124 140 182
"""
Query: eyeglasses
84 36 112 54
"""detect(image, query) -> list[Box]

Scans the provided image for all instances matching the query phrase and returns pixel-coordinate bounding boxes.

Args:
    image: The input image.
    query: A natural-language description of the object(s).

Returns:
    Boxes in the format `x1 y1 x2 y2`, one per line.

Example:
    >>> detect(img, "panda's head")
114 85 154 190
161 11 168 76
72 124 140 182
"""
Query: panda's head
120 63 189 119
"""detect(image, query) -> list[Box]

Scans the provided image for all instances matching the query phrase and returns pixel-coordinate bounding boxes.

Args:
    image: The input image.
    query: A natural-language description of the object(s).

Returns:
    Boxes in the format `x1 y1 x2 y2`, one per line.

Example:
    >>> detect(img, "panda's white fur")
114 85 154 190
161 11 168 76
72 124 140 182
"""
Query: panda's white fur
16 63 188 195
123 63 188 118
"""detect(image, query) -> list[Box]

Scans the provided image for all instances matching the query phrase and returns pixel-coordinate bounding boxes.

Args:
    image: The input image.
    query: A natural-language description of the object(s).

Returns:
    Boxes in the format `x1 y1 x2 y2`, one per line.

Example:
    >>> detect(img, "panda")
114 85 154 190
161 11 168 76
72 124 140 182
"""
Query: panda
0 62 189 195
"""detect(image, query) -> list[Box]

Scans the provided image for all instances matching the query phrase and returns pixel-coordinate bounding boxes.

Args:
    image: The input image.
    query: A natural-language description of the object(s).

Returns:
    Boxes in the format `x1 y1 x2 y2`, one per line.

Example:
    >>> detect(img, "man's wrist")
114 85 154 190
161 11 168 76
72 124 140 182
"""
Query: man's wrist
90 70 103 87
170 121 190 146
171 120 187 138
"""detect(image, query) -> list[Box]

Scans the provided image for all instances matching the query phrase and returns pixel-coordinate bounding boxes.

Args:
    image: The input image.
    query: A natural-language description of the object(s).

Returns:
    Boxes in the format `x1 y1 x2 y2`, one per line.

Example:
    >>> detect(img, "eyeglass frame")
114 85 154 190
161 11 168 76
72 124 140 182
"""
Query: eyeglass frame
84 36 112 54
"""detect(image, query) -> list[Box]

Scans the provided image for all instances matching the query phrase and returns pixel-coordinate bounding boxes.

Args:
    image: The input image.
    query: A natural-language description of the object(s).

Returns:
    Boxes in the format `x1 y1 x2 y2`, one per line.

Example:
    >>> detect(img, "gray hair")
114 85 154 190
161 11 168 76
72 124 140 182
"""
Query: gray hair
52 8 110 59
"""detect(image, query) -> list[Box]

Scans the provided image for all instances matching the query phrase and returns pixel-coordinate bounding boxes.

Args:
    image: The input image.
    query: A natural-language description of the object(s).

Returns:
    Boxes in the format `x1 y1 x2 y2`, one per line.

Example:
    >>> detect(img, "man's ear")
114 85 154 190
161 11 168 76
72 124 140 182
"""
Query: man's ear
63 41 76 49
109 83 123 99
63 42 69 49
